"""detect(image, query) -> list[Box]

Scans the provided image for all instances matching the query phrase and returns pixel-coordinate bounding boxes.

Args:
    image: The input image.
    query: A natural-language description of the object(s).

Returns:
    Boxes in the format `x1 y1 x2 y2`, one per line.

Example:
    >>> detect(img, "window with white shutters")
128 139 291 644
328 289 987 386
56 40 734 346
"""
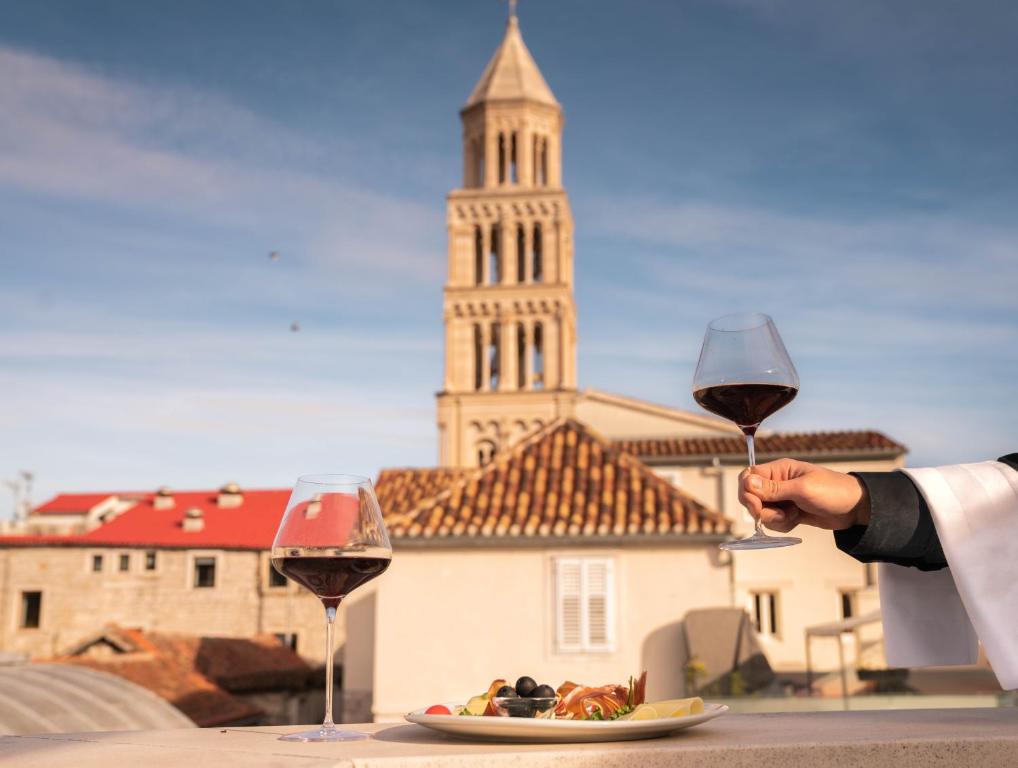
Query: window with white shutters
554 557 615 653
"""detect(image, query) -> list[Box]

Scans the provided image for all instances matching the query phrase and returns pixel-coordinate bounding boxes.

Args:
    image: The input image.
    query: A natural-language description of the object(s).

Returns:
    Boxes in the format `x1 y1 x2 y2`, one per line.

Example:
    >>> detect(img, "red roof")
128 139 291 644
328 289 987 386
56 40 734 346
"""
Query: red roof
77 490 292 549
33 493 119 516
0 535 84 546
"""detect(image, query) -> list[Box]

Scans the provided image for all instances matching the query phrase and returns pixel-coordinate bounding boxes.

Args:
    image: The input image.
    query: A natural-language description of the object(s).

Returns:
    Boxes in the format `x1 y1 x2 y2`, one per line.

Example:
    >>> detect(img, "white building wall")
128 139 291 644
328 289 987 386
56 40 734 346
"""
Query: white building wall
369 544 730 721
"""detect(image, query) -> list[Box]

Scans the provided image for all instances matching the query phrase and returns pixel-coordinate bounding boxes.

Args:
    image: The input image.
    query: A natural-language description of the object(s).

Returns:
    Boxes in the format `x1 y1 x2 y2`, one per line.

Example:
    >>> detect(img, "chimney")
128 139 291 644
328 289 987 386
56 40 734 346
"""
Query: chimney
153 487 175 510
182 507 205 532
217 482 243 509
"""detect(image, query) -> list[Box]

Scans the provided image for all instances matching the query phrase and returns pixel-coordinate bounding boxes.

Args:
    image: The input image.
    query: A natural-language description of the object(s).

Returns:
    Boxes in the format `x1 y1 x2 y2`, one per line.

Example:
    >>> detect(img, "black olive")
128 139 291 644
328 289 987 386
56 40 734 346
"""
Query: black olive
515 676 538 697
506 699 533 718
530 684 556 699
496 685 517 698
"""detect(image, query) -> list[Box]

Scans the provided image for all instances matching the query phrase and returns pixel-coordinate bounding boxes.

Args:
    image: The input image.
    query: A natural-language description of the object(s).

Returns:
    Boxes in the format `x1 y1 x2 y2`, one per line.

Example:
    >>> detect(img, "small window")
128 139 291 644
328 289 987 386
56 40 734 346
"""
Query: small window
92 554 103 572
275 632 298 651
145 551 157 571
119 553 130 572
477 440 497 467
21 591 41 629
840 590 856 620
489 322 500 390
553 558 615 653
489 223 501 284
532 222 543 283
509 131 518 184
532 322 544 389
516 323 526 389
269 564 288 588
474 226 483 285
498 132 506 184
473 324 483 391
516 225 525 282
751 591 779 636
194 557 216 588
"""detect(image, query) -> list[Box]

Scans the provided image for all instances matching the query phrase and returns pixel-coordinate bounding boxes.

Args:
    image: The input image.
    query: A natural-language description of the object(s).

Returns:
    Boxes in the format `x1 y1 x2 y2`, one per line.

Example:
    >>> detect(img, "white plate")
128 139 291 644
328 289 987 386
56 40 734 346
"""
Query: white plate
405 702 728 743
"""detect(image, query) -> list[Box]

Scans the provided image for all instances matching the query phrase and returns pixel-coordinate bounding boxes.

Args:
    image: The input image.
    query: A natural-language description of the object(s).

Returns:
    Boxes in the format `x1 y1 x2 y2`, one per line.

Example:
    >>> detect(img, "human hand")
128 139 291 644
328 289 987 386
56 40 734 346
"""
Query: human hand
737 459 871 533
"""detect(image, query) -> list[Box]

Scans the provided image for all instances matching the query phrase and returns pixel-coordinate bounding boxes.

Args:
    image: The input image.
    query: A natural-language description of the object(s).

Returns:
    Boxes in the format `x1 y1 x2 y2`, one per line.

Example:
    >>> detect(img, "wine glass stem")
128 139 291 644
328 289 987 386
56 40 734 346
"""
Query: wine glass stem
745 432 765 538
323 604 338 732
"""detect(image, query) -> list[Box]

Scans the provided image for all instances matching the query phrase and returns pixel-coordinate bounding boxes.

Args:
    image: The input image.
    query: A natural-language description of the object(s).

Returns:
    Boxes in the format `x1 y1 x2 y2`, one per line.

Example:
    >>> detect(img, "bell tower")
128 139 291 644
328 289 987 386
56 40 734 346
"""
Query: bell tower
437 6 578 468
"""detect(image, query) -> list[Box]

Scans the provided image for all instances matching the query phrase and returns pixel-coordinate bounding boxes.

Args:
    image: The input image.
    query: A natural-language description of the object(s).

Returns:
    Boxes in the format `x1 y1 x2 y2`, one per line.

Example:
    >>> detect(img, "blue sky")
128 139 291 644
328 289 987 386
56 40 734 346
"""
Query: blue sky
2 0 1016 509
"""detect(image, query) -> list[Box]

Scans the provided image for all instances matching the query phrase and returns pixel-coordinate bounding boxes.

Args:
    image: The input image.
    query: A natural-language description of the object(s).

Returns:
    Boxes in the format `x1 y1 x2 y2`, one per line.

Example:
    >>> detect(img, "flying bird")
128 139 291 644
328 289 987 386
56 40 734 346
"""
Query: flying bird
290 321 301 333
269 251 280 261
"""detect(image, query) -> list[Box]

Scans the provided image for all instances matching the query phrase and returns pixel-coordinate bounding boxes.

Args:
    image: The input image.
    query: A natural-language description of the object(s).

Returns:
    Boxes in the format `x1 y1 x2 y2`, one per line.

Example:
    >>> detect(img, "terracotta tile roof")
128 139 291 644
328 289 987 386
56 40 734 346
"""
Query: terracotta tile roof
613 430 906 461
56 626 313 728
32 493 117 515
383 418 727 540
195 635 314 693
375 467 469 518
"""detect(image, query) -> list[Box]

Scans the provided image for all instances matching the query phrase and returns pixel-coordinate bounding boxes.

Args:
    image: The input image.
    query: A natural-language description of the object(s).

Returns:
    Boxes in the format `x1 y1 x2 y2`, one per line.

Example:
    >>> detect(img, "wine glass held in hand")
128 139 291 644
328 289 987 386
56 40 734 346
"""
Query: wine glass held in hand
692 312 802 551
271 474 392 742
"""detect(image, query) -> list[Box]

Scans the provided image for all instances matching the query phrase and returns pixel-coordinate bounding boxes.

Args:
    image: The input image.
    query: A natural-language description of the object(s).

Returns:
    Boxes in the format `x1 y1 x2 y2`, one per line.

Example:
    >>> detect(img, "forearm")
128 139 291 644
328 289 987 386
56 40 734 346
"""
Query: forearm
834 471 947 571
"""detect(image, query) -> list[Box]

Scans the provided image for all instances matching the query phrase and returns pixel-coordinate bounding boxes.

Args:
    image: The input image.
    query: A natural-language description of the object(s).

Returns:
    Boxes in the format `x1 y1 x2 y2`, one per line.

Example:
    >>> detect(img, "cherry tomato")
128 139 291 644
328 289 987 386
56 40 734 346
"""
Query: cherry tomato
425 704 451 715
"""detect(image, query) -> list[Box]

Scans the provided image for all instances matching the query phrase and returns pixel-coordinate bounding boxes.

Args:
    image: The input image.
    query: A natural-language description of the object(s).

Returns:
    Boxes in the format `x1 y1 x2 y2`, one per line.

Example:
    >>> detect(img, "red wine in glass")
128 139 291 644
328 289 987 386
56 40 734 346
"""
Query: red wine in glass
693 383 798 437
271 474 392 742
271 553 390 610
692 313 801 550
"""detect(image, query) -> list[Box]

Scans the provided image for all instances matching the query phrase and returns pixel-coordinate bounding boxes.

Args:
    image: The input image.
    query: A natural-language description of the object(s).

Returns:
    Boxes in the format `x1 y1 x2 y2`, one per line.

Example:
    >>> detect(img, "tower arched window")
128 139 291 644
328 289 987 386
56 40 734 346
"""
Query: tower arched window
474 226 483 285
516 323 526 389
532 135 541 186
498 133 506 185
474 138 484 187
534 136 548 187
477 439 497 467
532 223 543 283
473 323 483 391
489 224 501 284
516 224 525 282
510 131 518 184
533 321 544 389
489 322 501 390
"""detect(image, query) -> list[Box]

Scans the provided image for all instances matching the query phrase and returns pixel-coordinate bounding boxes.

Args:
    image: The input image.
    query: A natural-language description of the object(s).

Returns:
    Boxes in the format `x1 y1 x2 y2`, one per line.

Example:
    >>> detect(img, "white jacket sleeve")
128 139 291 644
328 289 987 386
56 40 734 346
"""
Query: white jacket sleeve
879 461 1018 690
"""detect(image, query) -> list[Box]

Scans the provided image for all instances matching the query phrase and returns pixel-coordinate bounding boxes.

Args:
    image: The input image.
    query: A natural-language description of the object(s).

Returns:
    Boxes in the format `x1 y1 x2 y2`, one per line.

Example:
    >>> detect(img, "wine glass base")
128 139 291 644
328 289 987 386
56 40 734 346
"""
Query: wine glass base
720 535 801 551
278 727 370 742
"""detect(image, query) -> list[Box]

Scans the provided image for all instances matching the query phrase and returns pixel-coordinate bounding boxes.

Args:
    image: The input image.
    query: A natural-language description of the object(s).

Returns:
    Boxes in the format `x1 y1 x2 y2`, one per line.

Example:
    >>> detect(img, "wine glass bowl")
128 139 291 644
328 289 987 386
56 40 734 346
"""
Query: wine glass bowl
692 313 802 550
271 474 391 742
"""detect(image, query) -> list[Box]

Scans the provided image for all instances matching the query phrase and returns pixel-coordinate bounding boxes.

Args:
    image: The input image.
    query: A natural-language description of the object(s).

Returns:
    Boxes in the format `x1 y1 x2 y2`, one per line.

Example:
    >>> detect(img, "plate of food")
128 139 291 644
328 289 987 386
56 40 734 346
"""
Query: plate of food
405 672 727 743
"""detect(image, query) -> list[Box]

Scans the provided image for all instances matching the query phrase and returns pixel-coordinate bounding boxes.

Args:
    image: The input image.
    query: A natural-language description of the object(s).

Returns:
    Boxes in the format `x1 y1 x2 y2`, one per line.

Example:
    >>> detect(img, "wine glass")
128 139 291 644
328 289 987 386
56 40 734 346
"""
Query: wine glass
692 312 801 550
271 474 392 742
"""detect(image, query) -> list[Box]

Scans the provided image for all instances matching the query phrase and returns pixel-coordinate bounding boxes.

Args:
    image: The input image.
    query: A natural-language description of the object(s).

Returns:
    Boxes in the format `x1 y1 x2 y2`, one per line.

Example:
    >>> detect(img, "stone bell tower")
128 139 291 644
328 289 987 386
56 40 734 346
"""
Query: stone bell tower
437 6 578 468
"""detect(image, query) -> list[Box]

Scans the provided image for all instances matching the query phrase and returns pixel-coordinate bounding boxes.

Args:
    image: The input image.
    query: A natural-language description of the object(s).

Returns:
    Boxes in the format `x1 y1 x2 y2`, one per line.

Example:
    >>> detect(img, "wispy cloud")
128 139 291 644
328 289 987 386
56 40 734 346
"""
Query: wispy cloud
576 196 1018 466
0 45 443 279
0 45 448 505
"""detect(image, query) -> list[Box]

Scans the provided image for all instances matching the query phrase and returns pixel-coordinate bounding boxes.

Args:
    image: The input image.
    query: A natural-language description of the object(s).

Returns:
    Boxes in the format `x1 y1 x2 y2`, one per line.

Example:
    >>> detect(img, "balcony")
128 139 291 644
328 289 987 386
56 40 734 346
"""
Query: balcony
2 708 1017 767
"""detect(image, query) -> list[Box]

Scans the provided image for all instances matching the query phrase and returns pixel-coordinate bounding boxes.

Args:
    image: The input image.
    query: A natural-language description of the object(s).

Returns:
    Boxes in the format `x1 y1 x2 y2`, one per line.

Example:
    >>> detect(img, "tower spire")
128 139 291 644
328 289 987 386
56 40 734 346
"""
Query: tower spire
508 0 517 22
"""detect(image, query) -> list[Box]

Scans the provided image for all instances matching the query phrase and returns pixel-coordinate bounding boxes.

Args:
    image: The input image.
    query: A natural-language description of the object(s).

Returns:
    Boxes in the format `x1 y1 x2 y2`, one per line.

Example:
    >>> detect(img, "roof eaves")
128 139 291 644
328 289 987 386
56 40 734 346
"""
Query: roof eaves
391 532 731 549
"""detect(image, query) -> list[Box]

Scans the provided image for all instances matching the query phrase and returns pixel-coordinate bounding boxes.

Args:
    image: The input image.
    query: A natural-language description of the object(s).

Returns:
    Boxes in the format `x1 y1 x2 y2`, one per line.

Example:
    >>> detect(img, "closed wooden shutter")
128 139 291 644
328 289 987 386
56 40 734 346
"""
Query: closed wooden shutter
555 558 583 652
554 557 615 653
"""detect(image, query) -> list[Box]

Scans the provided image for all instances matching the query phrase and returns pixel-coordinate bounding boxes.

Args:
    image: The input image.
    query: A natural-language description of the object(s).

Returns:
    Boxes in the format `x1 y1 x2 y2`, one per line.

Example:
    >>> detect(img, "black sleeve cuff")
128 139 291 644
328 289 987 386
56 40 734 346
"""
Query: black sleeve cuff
834 471 946 571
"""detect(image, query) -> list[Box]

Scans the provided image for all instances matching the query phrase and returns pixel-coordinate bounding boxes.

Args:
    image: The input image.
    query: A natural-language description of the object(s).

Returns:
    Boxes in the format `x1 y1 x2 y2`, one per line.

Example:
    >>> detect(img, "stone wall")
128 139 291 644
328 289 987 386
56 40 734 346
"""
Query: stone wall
0 546 341 665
